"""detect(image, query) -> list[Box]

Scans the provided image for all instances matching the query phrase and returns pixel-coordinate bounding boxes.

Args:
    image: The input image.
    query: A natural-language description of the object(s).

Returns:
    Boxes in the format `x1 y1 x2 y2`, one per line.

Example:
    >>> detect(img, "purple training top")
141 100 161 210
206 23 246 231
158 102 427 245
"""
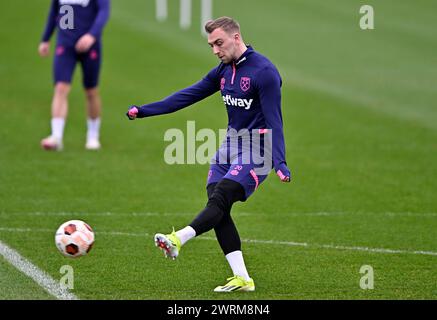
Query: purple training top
136 46 288 173
42 0 110 46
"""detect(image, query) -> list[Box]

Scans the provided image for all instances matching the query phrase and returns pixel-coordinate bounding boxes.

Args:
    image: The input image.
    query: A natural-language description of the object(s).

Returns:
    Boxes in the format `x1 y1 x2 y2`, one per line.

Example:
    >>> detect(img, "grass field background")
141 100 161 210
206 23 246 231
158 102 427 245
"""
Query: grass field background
0 0 436 299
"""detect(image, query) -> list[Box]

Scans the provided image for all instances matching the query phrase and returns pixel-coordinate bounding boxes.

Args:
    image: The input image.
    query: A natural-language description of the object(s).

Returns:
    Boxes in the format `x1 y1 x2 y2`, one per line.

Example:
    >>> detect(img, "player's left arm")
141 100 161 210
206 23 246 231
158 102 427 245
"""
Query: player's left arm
76 0 110 53
257 66 291 182
88 0 110 39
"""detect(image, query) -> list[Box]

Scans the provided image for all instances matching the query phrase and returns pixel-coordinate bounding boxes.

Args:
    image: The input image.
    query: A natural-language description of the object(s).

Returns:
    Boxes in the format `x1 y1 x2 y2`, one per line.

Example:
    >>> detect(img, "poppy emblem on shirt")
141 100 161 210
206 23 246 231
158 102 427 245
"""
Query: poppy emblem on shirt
56 46 65 56
90 50 98 60
240 77 251 92
220 77 226 90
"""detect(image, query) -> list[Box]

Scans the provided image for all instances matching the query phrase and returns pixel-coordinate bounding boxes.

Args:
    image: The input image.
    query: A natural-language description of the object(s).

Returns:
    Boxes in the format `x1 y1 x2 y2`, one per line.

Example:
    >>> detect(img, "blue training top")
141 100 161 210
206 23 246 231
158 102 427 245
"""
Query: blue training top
41 0 110 46
136 46 288 172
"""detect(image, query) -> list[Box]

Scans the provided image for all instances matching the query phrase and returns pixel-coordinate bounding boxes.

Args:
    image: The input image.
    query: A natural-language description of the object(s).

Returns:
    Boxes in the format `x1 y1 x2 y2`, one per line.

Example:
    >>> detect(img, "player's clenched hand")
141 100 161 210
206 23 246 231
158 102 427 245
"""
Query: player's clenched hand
75 33 96 53
126 106 139 120
38 42 50 57
276 163 291 182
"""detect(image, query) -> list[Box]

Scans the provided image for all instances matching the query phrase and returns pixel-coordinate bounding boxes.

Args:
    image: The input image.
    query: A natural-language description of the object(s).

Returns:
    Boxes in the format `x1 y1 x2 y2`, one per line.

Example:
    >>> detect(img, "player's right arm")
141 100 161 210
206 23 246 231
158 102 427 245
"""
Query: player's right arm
39 0 59 57
127 67 221 120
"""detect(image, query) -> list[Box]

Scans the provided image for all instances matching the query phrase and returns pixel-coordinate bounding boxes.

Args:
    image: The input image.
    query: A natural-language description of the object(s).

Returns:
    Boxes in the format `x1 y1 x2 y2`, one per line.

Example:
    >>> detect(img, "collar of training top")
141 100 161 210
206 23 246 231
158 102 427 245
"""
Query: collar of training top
234 45 254 66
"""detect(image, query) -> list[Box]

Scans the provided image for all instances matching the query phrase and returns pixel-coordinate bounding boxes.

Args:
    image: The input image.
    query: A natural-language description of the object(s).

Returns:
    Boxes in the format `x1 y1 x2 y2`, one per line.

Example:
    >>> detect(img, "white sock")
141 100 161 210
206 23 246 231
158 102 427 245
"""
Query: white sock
87 117 101 141
51 118 65 140
176 226 196 246
225 250 250 281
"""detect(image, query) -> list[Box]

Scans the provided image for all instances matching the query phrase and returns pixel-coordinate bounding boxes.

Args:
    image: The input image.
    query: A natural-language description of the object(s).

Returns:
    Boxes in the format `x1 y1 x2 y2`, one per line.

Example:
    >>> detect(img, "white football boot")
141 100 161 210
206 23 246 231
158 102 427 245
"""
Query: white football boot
154 229 181 260
41 135 63 151
85 138 101 150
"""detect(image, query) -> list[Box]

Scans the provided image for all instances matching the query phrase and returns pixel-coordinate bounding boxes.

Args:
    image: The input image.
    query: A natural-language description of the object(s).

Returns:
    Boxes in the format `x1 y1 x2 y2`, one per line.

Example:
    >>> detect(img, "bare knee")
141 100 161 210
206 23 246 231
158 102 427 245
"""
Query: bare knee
85 87 99 100
54 82 71 97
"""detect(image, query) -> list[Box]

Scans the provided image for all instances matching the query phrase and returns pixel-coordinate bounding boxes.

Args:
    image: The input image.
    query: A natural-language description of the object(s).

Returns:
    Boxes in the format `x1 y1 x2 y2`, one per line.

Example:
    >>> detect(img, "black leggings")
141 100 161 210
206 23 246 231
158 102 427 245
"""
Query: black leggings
189 179 244 255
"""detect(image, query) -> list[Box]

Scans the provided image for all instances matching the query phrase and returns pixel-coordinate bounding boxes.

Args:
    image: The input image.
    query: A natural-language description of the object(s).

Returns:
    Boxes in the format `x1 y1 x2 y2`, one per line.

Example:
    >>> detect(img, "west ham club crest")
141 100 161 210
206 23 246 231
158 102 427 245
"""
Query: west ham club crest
240 77 251 92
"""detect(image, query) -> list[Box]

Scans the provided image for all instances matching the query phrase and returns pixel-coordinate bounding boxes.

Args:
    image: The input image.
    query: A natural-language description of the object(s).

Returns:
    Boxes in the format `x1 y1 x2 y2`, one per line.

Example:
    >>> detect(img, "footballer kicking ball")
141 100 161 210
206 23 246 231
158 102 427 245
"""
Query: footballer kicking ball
55 220 95 258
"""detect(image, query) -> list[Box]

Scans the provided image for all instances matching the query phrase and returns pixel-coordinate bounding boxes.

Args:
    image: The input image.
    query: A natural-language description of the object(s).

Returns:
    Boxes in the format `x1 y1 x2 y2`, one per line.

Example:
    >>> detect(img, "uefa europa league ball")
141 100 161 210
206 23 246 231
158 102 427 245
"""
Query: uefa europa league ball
55 220 95 258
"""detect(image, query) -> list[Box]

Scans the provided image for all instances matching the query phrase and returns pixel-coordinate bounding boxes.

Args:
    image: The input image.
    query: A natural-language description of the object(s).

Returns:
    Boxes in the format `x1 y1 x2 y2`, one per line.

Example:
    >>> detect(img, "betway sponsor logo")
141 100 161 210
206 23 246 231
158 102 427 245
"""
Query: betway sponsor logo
60 0 90 7
222 95 253 110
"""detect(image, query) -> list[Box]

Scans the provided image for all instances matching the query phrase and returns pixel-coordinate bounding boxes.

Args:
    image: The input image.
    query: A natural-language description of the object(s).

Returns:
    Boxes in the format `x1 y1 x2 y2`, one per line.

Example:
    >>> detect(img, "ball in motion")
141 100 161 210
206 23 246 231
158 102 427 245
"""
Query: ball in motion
55 220 95 258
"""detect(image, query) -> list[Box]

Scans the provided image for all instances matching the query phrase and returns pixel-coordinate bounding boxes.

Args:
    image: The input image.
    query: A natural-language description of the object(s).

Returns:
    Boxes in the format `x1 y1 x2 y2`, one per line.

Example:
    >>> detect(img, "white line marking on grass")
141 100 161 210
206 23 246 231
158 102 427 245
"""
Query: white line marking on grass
0 227 53 233
237 237 308 248
239 212 437 217
99 231 149 237
0 240 78 300
0 227 37 232
317 244 437 256
203 236 437 256
1 227 436 257
2 211 437 217
0 212 192 217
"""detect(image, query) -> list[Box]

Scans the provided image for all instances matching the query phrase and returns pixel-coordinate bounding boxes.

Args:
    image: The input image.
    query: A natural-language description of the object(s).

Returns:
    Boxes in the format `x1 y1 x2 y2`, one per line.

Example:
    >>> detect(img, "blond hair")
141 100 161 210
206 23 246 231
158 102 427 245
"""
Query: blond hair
204 16 241 35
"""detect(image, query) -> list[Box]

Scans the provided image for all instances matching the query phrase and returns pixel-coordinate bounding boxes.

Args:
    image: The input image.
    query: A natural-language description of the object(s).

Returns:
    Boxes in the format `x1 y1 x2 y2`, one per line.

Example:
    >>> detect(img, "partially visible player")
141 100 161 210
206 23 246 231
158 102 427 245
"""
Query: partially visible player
127 17 290 292
39 0 110 150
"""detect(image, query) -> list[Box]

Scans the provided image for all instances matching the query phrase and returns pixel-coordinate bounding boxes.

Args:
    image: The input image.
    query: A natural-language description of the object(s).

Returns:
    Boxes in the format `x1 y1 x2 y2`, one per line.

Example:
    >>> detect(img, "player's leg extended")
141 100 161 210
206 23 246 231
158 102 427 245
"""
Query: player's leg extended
207 183 241 255
80 43 102 150
154 164 243 259
213 164 268 292
155 178 246 259
155 179 240 259
41 45 76 151
189 177 245 235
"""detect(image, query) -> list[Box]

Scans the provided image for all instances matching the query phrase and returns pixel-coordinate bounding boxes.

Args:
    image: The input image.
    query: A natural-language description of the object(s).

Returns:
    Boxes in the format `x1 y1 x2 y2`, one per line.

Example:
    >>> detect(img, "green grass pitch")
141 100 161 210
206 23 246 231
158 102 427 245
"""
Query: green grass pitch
0 0 436 299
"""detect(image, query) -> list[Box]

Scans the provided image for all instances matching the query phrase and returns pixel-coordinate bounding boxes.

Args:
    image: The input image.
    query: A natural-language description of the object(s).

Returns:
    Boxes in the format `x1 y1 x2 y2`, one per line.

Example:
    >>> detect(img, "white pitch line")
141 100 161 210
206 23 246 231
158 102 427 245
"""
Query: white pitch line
1 211 437 217
318 244 437 256
0 212 191 217
0 240 78 300
1 227 436 257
